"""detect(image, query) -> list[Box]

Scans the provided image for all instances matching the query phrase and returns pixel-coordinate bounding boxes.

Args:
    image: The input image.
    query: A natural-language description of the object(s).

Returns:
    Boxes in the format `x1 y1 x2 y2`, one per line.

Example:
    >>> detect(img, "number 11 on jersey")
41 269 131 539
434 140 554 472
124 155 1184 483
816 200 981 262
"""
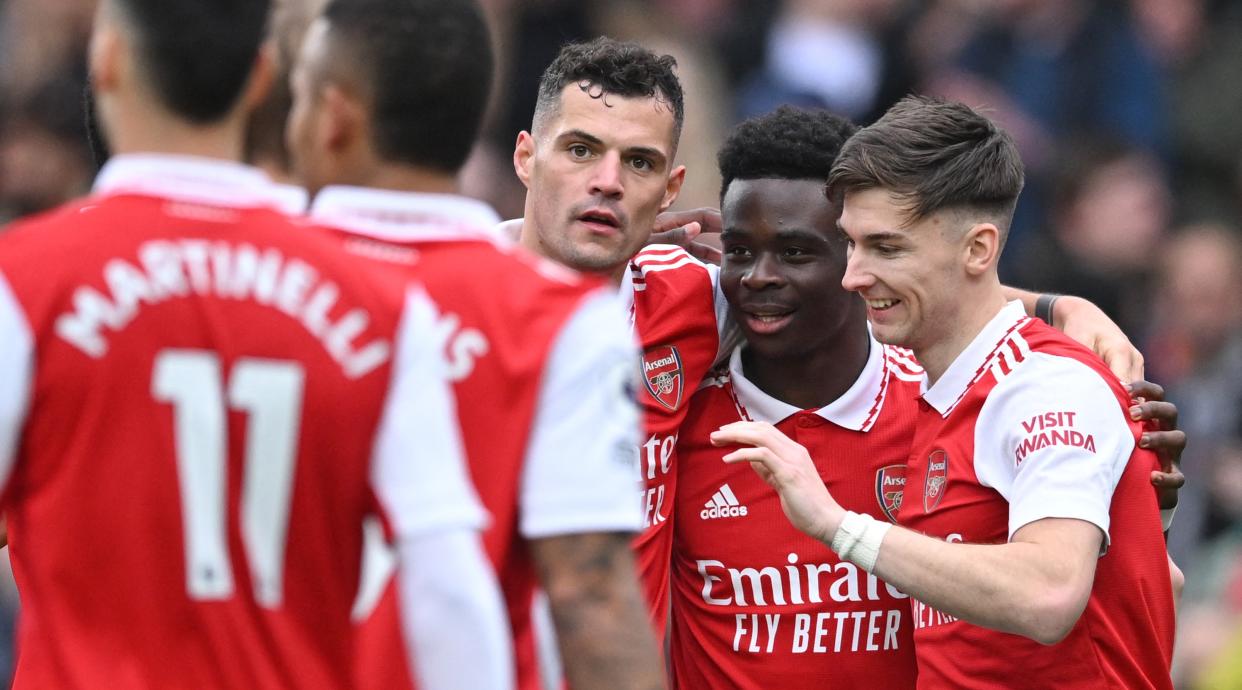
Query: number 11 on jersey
152 349 305 607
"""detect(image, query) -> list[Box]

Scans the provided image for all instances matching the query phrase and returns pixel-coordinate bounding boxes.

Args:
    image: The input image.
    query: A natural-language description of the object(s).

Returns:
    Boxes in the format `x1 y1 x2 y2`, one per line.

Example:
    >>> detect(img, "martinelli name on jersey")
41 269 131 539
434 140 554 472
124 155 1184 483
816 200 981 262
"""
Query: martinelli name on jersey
54 239 391 378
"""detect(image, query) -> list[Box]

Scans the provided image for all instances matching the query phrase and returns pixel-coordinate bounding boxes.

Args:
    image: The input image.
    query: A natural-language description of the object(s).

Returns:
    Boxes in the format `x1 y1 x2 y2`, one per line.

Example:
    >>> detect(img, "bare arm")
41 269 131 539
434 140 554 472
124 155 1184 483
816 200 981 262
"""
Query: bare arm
1001 286 1143 383
871 518 1099 643
714 421 1101 645
532 532 666 690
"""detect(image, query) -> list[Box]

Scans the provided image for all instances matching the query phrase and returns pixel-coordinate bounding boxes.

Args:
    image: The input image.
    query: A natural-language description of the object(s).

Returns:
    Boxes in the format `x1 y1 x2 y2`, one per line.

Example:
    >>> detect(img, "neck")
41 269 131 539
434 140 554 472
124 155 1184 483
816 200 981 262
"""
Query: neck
356 163 458 196
916 280 1008 384
105 98 246 162
742 307 872 410
516 217 629 287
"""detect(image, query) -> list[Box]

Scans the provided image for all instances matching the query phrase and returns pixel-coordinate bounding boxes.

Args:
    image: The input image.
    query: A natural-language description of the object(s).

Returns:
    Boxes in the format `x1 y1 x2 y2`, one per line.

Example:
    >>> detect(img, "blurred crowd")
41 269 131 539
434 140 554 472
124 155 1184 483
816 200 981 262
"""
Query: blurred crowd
2 0 1241 686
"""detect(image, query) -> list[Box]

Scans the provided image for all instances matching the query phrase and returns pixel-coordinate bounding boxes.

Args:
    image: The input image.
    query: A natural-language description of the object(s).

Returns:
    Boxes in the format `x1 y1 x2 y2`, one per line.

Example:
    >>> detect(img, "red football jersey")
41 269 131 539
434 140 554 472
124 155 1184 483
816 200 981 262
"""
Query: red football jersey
308 186 643 690
0 156 486 689
899 301 1174 689
670 339 922 689
624 246 728 635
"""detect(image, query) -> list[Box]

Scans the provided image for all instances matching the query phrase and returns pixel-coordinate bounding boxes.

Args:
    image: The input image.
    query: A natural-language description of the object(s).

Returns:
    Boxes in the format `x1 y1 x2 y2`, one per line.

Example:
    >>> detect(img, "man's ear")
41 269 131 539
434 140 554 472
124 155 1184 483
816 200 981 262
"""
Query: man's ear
240 42 277 113
88 25 123 96
659 164 687 212
963 222 1002 276
513 131 535 188
319 82 367 157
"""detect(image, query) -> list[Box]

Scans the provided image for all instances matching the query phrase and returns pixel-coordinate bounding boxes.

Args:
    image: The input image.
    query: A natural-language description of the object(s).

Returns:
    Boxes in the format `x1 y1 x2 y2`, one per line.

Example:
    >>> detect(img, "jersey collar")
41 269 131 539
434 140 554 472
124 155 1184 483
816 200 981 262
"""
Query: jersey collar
728 327 889 431
922 300 1030 416
310 185 500 242
92 154 303 212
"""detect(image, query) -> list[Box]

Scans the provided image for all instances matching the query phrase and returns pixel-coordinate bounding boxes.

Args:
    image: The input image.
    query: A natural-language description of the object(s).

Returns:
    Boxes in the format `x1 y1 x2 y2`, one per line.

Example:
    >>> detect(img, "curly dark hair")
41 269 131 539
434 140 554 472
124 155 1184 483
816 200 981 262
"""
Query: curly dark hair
533 37 684 147
717 105 857 200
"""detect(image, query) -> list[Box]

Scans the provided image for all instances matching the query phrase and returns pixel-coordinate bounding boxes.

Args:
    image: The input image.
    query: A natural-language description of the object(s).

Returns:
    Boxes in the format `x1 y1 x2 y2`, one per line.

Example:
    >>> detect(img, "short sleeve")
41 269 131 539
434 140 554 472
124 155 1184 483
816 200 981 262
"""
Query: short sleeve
0 271 32 497
520 289 644 539
974 352 1135 546
371 285 486 539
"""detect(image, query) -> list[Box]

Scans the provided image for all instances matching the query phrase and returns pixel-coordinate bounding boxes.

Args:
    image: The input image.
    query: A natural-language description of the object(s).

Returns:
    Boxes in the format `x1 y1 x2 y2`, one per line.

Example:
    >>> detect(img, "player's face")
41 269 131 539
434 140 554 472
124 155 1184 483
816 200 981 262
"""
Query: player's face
838 188 964 352
515 84 685 276
720 178 857 359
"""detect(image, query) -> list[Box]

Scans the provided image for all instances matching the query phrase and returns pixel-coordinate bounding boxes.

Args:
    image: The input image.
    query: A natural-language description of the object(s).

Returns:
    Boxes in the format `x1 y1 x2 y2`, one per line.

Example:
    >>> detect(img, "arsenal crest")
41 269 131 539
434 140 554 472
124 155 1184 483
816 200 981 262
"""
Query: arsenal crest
923 450 948 513
874 464 906 523
642 345 684 411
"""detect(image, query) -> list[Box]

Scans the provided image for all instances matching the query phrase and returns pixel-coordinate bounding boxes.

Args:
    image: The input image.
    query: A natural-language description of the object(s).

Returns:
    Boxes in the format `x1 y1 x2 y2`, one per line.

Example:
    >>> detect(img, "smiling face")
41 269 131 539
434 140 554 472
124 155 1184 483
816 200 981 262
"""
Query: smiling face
514 83 685 278
838 187 969 353
720 178 859 360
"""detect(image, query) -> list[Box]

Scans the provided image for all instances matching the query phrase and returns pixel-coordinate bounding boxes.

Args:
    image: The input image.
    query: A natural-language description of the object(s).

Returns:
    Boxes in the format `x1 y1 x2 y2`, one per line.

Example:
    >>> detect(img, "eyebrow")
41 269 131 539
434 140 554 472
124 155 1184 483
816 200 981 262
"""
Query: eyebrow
835 220 903 242
722 227 828 244
556 129 668 163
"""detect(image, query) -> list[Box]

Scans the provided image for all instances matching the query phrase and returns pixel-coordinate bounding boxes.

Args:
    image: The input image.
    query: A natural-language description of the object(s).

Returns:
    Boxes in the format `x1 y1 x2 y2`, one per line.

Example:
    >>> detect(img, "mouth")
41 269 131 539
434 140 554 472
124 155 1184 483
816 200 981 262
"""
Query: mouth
865 298 901 312
576 209 622 236
739 306 796 336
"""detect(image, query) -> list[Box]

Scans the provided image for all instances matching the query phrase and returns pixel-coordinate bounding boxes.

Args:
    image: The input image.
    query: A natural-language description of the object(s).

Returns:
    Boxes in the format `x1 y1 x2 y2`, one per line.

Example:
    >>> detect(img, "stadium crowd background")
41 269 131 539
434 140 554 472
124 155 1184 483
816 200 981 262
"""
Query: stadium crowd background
0 0 1239 686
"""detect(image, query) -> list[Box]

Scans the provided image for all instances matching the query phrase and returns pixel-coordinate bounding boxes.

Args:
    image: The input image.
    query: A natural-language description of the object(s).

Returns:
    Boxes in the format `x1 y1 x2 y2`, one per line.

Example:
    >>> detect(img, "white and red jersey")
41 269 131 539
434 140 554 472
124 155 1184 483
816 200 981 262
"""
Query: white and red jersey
309 186 643 690
0 155 489 689
899 300 1174 689
670 338 922 689
622 245 730 634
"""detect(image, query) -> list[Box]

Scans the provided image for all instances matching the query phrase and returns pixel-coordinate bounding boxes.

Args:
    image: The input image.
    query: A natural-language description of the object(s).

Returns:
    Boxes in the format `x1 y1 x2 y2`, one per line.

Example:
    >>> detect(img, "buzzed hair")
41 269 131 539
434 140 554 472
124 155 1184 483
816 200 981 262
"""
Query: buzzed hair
828 95 1025 237
532 37 684 149
111 0 271 123
321 0 493 173
717 105 857 200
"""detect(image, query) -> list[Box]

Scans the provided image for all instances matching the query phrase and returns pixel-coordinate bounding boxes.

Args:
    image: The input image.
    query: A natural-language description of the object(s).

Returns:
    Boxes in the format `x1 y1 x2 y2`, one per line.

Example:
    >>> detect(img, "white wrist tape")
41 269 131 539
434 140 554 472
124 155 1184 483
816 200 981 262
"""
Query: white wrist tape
1161 505 1177 532
830 511 892 573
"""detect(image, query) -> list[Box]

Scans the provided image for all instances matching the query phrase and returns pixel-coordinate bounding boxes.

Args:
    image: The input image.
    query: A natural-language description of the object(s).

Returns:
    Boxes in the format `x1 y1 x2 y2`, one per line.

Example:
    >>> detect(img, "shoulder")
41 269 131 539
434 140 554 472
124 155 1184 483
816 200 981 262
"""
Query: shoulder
632 245 713 283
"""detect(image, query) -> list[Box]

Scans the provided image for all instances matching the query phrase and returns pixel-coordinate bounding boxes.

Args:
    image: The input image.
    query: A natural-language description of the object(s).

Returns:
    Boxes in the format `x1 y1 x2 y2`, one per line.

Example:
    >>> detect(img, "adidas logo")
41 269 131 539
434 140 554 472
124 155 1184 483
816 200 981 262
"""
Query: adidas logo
700 484 748 520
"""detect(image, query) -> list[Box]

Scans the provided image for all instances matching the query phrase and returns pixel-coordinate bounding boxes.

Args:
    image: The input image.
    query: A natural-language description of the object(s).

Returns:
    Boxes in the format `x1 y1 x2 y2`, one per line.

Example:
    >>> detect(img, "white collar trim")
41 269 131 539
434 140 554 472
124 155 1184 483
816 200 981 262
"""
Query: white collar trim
728 329 888 431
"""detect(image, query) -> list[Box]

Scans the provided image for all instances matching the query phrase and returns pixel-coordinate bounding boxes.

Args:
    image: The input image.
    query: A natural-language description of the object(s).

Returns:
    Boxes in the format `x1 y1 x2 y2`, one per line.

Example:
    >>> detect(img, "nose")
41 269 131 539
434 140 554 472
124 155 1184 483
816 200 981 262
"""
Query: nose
841 248 873 293
740 252 785 291
589 151 624 198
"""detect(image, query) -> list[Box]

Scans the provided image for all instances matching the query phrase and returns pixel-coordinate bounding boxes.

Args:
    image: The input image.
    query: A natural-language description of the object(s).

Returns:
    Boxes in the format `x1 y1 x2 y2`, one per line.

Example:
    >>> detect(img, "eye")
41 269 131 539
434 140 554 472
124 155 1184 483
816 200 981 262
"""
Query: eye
568 144 591 159
630 157 653 172
875 244 900 257
723 245 752 260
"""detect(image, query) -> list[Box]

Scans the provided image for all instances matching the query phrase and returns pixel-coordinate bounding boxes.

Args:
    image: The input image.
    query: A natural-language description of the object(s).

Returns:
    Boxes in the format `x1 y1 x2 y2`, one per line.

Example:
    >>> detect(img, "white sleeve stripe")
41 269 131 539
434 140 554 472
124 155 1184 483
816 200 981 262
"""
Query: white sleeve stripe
371 285 485 539
520 289 642 539
0 271 32 493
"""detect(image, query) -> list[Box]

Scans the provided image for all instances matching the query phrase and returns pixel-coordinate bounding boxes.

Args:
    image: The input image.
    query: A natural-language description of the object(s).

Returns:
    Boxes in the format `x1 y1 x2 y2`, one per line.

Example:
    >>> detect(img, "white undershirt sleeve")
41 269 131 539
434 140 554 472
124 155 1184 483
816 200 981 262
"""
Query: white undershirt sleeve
519 288 643 539
0 271 32 496
395 529 513 690
974 352 1135 547
371 286 510 690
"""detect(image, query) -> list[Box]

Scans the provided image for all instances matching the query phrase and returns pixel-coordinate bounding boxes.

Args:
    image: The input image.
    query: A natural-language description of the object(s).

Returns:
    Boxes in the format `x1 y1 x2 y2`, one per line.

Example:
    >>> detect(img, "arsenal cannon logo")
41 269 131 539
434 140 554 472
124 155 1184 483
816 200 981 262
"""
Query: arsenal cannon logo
923 449 949 513
874 464 907 523
642 345 684 411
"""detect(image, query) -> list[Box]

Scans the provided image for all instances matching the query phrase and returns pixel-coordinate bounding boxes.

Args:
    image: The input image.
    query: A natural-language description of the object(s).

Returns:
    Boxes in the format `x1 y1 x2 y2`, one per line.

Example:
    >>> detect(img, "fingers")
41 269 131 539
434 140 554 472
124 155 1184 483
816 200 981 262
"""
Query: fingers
687 241 722 266
1150 470 1186 489
1139 429 1187 458
1130 401 1179 429
1126 379 1165 402
648 221 701 248
711 421 783 449
652 208 722 235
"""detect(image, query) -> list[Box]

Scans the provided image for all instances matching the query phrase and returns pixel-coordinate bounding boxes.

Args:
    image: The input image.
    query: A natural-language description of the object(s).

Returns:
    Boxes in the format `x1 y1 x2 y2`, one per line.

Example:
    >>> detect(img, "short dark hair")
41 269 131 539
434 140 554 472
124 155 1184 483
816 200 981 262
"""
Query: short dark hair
828 95 1025 232
717 105 857 200
533 37 684 148
113 0 271 123
321 0 493 173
